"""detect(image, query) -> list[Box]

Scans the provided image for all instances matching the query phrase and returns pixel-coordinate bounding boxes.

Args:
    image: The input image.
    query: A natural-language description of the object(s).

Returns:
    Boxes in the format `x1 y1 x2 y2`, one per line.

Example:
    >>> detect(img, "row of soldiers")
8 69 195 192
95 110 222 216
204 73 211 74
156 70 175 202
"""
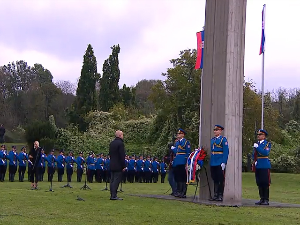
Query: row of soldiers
0 144 169 184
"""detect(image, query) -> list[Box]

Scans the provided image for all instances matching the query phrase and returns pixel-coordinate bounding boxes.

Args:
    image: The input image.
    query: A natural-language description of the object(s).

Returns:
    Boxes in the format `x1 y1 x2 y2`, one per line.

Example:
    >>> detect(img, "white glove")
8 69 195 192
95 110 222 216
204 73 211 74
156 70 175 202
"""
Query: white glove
253 143 258 148
196 164 201 171
171 146 175 150
221 163 226 170
255 161 257 166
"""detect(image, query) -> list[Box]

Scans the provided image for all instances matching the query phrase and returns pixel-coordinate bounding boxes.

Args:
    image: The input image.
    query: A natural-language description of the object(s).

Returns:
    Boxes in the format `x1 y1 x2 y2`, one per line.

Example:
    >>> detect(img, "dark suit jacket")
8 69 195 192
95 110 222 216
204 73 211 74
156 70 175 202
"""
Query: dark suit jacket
109 137 126 172
29 147 42 171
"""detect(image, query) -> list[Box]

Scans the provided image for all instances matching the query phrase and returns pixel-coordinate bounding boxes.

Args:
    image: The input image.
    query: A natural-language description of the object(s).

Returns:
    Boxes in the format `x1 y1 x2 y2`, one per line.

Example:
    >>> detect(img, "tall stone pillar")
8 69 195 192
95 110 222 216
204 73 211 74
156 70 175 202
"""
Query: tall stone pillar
199 0 247 205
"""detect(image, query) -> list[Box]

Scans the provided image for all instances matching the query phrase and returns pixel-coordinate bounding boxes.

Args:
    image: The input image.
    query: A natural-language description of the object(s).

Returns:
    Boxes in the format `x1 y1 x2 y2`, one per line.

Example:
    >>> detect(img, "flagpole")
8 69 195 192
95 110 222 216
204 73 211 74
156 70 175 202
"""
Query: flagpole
199 69 203 148
261 4 266 130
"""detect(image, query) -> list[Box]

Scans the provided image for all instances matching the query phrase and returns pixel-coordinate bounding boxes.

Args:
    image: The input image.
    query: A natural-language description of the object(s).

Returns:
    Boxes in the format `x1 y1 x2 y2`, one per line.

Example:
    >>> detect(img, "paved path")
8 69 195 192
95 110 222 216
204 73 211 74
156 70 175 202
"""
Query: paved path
131 194 300 208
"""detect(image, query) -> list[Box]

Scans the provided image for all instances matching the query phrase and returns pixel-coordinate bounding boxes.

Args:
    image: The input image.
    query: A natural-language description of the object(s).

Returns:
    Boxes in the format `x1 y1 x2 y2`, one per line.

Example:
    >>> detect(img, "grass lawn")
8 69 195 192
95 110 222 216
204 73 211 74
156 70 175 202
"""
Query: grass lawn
1 172 300 225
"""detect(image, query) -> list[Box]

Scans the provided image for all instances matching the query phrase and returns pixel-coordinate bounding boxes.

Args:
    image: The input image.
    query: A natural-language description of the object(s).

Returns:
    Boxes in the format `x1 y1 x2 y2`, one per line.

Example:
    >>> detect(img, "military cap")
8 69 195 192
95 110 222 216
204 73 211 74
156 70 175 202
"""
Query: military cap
214 125 224 130
257 129 268 136
1 144 5 148
79 151 83 154
12 145 16 149
177 128 186 135
51 149 55 152
60 149 64 153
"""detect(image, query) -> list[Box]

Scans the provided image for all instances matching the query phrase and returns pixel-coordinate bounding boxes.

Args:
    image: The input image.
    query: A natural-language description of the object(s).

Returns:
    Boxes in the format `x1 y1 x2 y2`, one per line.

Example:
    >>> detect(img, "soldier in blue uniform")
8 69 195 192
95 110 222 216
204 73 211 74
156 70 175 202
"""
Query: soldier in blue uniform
152 157 159 183
37 148 46 181
172 128 191 198
18 146 28 182
253 129 271 205
144 156 152 183
127 155 136 183
105 155 111 183
160 158 167 183
95 153 102 183
56 150 66 182
86 152 96 183
75 151 85 182
66 151 75 183
0 144 7 181
209 125 229 201
136 155 144 183
46 149 56 182
8 146 18 182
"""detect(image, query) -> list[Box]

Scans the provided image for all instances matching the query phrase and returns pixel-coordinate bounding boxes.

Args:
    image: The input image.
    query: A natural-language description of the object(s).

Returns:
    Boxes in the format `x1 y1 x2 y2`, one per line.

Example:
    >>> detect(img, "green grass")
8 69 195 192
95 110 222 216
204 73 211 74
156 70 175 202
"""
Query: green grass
1 173 300 225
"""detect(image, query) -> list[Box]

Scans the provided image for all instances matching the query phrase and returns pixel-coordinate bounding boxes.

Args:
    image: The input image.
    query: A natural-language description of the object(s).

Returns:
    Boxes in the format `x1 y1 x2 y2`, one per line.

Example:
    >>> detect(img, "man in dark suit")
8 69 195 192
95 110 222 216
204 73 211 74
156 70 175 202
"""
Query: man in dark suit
109 130 126 200
29 141 42 190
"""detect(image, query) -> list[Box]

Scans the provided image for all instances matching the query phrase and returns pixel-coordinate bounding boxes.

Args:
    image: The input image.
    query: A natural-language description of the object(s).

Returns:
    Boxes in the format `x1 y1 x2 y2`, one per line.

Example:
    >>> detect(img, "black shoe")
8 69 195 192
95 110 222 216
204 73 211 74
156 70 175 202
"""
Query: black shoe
255 199 263 205
110 197 123 200
260 200 269 205
215 196 223 201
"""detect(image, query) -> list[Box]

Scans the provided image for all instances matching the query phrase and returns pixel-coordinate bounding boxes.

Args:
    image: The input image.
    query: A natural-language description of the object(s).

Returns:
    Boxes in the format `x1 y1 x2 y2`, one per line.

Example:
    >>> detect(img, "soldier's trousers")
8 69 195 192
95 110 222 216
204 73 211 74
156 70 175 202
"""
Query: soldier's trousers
122 170 127 183
210 165 225 197
48 167 55 182
0 165 6 181
127 170 135 183
152 172 158 183
87 169 95 183
18 166 26 182
9 165 17 182
145 171 152 183
57 168 64 182
77 168 83 182
255 168 270 201
67 167 73 182
96 169 102 182
161 173 166 183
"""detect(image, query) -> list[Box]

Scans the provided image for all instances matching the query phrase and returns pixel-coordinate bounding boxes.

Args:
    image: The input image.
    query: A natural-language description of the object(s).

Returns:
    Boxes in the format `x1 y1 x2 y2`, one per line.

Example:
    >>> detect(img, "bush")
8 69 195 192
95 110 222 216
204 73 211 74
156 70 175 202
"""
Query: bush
25 121 56 147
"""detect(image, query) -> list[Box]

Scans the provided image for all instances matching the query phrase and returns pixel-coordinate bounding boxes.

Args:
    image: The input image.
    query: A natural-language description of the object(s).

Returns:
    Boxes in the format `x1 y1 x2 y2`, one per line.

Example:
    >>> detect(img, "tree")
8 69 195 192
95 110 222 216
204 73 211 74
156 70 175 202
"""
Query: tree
69 44 98 131
99 45 121 111
119 84 135 107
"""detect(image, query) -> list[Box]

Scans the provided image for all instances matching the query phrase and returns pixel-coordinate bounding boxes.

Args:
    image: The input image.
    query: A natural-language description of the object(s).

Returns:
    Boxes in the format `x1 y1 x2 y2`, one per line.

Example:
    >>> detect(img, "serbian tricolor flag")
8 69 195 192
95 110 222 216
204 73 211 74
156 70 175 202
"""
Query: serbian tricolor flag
186 148 207 184
259 4 266 55
195 30 204 69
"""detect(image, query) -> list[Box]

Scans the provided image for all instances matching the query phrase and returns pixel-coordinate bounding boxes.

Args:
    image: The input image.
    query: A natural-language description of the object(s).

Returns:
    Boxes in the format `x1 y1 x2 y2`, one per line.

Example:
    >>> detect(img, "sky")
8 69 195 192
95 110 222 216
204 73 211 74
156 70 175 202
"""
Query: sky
0 0 299 93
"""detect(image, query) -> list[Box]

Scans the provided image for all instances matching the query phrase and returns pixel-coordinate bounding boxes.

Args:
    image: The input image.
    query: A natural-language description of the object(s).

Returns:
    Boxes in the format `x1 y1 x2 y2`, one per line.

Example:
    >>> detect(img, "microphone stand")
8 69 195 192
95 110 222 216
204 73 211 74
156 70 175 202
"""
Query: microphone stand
118 180 124 192
80 162 91 190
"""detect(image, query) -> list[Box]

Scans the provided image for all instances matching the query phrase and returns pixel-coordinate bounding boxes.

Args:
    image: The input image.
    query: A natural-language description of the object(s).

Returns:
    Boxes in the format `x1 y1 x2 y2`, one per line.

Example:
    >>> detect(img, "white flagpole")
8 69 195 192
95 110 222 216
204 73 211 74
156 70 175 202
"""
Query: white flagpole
261 4 266 130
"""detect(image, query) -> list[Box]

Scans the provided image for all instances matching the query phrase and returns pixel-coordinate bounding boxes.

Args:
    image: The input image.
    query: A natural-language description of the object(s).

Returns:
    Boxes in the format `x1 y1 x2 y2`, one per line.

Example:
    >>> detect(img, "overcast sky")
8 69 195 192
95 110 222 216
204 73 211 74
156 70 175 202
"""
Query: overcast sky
0 0 299 93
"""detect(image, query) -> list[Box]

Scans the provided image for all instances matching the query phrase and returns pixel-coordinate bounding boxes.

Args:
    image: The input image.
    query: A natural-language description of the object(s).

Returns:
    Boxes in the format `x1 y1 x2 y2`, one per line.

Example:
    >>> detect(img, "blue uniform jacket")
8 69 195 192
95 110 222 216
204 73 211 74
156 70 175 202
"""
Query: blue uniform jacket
18 152 27 167
95 158 103 170
105 159 110 171
136 159 144 171
8 150 18 166
66 156 75 169
0 150 7 166
86 156 96 170
253 140 271 169
46 154 56 168
144 160 151 172
160 162 167 173
128 159 135 171
38 153 46 168
56 155 65 169
210 135 229 166
152 161 159 173
75 156 85 170
172 138 191 167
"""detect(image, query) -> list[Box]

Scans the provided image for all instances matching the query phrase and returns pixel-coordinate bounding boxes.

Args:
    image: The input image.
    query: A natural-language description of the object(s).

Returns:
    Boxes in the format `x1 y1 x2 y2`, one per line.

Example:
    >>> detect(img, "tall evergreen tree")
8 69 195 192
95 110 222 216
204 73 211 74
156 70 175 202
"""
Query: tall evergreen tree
69 44 98 131
99 45 121 111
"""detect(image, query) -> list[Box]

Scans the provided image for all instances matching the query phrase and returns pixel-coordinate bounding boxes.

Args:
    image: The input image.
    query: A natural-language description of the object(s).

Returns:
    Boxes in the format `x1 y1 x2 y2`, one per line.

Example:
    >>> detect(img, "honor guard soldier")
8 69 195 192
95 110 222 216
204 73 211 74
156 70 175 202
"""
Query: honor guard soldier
18 147 28 182
37 148 46 181
209 125 229 202
253 129 271 205
75 151 85 182
57 150 66 182
144 156 152 183
160 158 167 183
122 155 128 184
172 128 191 198
66 151 75 182
105 155 111 183
8 146 18 182
86 152 96 183
46 149 56 182
127 155 136 183
95 153 103 183
152 157 159 183
136 155 144 183
0 145 7 181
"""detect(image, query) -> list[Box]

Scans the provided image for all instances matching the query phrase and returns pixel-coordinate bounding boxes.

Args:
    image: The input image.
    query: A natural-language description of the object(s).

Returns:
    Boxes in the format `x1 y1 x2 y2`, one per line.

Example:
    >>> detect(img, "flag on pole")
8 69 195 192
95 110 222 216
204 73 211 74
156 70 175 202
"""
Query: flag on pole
259 4 266 55
195 30 205 69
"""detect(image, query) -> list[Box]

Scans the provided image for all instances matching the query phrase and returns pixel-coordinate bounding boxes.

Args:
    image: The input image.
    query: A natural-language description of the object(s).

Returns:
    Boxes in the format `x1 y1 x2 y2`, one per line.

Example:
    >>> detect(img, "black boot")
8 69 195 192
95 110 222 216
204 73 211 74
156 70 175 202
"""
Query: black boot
261 187 269 205
216 183 224 201
179 183 187 198
255 187 264 205
209 183 219 201
174 182 183 197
